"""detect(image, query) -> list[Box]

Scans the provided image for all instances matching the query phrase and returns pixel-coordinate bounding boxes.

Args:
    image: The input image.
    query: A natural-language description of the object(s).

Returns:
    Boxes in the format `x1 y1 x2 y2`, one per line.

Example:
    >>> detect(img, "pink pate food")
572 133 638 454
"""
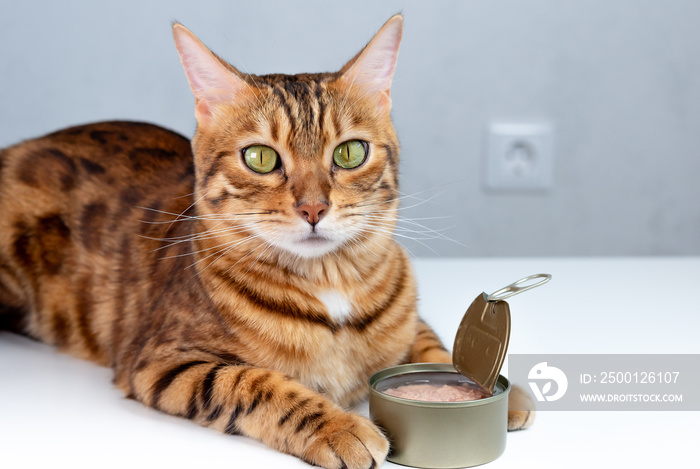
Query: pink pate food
383 383 489 402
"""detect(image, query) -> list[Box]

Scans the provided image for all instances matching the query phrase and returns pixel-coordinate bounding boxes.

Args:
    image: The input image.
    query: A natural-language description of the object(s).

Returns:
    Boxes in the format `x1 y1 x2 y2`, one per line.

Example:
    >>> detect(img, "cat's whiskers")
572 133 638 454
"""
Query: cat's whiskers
353 192 440 212
359 214 460 245
360 217 427 239
393 227 455 242
165 217 269 239
244 234 279 275
358 212 450 223
138 210 275 225
173 186 210 200
144 218 236 241
336 180 468 251
359 214 448 255
351 228 410 260
167 189 213 232
148 210 290 259
337 195 408 212
147 227 233 252
153 225 257 257
329 246 344 263
350 230 390 258
192 220 283 275
154 219 263 263
396 222 461 244
158 228 255 261
361 223 438 256
259 240 280 266
188 231 266 274
142 223 232 244
344 182 460 212
142 217 267 249
218 230 279 277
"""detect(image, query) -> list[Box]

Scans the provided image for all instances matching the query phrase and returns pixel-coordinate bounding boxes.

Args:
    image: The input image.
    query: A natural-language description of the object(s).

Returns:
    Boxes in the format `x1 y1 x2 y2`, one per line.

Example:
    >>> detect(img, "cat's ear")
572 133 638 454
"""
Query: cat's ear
338 15 403 109
172 23 246 125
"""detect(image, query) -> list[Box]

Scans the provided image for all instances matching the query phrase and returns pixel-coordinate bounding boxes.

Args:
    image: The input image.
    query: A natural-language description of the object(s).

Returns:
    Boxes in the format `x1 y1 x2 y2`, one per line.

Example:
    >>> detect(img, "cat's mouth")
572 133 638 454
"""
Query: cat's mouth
263 226 345 259
298 233 332 245
275 231 341 258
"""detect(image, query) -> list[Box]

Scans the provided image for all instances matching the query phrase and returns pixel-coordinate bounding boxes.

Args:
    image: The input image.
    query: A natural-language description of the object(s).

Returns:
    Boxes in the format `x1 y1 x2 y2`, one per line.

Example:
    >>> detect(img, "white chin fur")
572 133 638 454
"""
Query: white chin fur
265 225 347 259
280 239 341 258
273 236 342 258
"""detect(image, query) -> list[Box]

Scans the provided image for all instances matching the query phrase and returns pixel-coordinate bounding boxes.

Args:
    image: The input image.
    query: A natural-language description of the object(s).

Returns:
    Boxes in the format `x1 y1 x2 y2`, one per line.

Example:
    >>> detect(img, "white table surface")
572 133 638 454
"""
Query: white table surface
2 257 698 468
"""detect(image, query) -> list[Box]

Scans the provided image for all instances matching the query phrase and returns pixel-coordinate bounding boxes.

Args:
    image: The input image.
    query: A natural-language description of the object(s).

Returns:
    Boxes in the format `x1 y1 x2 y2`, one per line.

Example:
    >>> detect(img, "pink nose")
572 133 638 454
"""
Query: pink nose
296 202 329 226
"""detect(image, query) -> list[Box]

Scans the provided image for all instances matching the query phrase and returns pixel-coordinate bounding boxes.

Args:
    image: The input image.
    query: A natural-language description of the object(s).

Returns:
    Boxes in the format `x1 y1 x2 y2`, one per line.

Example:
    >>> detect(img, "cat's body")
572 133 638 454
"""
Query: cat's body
0 120 428 405
0 16 532 469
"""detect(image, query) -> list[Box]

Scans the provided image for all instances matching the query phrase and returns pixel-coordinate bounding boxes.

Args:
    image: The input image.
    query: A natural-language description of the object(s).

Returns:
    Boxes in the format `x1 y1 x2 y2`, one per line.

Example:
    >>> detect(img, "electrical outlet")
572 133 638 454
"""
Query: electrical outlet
485 123 554 191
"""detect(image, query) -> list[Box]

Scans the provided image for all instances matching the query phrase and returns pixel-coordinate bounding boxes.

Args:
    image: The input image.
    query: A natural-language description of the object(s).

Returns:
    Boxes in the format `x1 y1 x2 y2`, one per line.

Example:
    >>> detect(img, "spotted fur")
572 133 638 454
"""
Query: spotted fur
0 16 529 469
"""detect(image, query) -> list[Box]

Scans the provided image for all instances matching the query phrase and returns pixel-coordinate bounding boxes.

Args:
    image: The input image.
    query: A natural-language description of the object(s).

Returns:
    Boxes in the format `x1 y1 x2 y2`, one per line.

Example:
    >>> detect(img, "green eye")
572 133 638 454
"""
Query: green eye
244 145 279 173
333 140 367 169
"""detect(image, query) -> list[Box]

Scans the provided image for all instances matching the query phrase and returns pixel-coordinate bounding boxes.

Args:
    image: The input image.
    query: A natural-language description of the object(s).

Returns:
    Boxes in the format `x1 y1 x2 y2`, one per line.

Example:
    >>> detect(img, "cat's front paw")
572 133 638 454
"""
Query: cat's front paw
302 410 389 469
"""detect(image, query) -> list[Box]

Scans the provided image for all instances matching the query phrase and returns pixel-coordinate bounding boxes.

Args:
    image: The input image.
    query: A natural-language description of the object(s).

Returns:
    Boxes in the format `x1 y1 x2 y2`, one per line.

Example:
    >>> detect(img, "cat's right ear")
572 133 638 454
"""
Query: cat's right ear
172 23 246 126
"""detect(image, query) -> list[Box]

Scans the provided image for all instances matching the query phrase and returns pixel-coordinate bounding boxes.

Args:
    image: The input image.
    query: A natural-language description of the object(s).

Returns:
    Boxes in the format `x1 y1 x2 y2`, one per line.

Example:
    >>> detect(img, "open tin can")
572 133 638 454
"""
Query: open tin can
369 363 510 468
369 275 552 468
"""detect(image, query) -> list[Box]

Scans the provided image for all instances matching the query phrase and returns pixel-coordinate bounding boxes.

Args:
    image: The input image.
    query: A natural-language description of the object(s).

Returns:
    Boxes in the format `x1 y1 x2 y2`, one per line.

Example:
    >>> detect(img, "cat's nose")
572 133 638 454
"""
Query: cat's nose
296 202 329 226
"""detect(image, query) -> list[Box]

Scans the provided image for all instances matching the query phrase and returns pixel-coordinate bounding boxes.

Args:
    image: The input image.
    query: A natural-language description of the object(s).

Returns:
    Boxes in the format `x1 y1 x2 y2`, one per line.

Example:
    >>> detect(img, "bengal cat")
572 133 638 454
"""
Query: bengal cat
0 15 532 468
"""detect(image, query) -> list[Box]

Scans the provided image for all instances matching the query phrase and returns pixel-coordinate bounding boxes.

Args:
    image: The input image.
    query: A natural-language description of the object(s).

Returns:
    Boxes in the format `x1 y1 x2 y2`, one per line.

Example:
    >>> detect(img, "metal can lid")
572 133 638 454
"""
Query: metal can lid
452 274 551 394
452 293 511 395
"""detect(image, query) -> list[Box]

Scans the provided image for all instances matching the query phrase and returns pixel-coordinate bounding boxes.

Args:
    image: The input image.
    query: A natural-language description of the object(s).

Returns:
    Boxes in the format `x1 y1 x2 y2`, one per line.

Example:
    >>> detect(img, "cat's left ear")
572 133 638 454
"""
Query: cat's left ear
338 14 403 110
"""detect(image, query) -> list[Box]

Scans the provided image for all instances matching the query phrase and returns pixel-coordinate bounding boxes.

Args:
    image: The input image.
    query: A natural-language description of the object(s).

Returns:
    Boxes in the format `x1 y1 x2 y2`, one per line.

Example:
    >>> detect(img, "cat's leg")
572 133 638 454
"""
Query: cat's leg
406 318 453 363
507 385 536 430
126 351 388 469
407 317 536 431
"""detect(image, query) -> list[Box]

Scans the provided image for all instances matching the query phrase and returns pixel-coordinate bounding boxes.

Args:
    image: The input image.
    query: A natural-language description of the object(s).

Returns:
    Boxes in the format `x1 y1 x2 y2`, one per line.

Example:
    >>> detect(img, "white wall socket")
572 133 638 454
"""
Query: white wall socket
485 122 554 192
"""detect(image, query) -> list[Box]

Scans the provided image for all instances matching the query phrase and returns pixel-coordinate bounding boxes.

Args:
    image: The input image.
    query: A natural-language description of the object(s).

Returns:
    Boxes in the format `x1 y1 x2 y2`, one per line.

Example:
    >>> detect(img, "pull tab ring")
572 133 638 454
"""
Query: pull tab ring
486 273 552 302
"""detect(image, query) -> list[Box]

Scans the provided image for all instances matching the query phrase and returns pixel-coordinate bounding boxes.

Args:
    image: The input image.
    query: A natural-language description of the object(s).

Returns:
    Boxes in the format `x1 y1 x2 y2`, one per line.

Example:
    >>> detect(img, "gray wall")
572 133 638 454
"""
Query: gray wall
2 0 699 257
